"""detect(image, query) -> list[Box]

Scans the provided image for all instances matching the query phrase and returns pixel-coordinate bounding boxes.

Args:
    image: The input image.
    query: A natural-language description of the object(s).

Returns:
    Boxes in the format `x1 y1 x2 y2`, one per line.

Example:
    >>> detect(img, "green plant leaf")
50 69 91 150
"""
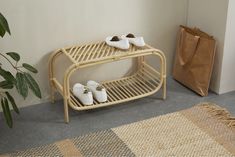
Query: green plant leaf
0 23 6 37
24 73 41 98
0 12 11 37
6 52 20 62
22 63 38 73
16 72 28 99
0 67 16 84
5 92 19 114
0 81 14 89
1 97 13 128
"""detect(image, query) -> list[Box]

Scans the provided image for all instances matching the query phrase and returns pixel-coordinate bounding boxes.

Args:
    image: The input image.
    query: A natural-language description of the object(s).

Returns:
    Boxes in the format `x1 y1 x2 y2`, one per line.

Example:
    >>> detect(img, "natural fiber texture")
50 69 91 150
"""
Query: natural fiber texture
1 103 235 156
49 42 167 123
199 103 235 127
181 102 235 155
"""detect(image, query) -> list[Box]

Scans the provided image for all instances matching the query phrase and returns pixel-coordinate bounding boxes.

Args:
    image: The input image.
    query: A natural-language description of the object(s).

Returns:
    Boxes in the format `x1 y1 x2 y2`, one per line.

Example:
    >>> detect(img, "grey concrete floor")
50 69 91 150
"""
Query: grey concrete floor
0 78 235 154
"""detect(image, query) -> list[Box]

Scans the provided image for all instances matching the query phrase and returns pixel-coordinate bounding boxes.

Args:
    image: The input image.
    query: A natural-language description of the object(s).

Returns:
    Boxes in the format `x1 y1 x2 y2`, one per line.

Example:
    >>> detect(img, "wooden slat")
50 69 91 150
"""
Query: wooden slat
80 44 94 61
88 43 103 60
70 46 79 57
125 78 143 95
93 42 106 59
138 74 158 89
142 62 161 76
68 46 75 54
74 46 85 61
97 44 109 58
114 80 133 98
110 47 117 56
117 78 138 96
109 82 129 99
128 77 147 94
93 98 99 105
104 46 111 57
102 84 116 102
70 95 83 107
142 66 160 82
107 82 126 99
106 89 116 101
76 44 89 62
85 43 98 61
137 72 157 89
141 69 160 84
135 76 153 91
106 90 115 102
72 46 82 58
133 77 151 93
118 80 135 97
103 84 119 101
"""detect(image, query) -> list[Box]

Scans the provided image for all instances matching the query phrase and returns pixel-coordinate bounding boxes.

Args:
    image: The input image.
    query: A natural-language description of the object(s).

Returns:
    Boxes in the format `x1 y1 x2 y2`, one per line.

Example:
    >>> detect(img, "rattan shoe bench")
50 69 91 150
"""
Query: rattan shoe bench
49 41 167 123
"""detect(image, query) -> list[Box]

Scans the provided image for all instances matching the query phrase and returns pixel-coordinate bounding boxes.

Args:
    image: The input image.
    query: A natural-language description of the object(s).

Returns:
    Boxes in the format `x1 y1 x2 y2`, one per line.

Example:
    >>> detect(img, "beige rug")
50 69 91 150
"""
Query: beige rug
1 103 235 157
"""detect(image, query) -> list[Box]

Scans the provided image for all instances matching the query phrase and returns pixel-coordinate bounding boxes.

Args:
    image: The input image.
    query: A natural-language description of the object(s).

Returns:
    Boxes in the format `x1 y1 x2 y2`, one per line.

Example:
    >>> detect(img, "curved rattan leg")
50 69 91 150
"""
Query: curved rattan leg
63 64 79 123
163 76 167 99
48 50 62 103
152 50 167 99
161 52 167 99
63 98 69 123
63 71 70 123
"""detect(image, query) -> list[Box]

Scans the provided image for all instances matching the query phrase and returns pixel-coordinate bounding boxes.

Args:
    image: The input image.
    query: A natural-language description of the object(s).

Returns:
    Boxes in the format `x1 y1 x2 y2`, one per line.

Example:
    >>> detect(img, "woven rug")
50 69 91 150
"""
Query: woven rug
1 102 235 157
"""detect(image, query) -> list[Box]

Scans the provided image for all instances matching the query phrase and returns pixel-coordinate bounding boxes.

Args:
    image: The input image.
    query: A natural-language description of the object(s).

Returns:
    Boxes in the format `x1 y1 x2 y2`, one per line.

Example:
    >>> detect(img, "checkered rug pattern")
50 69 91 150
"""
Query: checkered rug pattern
2 103 235 157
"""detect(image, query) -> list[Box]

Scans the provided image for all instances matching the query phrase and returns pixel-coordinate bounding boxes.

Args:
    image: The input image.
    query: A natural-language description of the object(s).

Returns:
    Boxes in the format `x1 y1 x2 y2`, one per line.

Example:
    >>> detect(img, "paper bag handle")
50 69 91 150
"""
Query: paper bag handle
178 28 200 66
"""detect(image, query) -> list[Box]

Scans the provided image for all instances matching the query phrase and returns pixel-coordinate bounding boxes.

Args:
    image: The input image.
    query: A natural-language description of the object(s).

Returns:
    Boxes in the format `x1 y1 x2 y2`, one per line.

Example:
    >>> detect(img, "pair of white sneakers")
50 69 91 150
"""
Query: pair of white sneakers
105 33 145 50
72 81 107 106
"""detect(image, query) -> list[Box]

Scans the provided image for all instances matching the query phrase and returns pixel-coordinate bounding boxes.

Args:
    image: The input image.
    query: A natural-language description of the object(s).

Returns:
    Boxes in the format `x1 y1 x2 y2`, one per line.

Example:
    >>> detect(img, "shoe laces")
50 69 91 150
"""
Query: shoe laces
83 87 91 94
96 85 104 91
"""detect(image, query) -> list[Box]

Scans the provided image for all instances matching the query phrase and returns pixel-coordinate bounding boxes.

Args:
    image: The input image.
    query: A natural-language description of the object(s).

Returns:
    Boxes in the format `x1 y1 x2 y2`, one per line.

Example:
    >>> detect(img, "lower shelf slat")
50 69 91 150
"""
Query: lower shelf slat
67 64 162 110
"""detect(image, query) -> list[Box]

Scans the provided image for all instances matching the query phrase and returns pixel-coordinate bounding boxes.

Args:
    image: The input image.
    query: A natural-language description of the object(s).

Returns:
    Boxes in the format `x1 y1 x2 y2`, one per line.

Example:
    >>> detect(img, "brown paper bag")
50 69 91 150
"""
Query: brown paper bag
173 25 216 96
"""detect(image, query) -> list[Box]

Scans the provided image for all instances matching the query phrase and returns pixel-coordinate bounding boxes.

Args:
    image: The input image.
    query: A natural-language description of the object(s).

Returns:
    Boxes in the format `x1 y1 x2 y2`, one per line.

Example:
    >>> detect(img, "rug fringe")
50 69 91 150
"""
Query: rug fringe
198 102 235 128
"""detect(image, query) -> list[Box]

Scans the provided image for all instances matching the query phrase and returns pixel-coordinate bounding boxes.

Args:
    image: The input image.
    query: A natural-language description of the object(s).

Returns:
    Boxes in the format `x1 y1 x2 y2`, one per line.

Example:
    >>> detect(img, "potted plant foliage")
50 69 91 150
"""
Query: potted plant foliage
0 12 41 128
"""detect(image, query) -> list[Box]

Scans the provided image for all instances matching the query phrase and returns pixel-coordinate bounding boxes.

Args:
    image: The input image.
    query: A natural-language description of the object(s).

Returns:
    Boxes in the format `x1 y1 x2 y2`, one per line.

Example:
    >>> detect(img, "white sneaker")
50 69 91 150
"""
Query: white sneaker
87 81 108 103
105 36 130 50
72 83 93 106
121 33 145 47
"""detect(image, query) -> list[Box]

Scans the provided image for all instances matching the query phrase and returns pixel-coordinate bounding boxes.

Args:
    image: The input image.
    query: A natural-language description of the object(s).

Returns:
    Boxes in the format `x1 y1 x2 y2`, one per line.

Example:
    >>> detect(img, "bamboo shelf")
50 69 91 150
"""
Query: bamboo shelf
49 41 167 123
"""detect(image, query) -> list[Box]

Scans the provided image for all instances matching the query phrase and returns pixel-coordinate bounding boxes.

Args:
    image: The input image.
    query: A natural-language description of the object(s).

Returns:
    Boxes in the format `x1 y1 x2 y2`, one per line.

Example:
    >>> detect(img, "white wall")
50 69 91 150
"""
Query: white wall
219 0 235 93
187 0 229 94
0 0 188 108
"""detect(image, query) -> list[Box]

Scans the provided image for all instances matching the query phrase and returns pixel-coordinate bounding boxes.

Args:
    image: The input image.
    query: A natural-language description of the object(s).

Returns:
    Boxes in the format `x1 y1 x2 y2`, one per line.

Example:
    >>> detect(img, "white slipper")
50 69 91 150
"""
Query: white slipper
72 83 93 106
121 33 145 47
87 81 108 103
105 36 130 50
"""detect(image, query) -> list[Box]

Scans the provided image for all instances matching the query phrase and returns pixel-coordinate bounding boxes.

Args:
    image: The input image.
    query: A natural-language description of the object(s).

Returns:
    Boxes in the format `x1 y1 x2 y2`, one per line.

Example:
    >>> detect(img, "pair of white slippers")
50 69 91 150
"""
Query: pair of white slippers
72 81 107 106
105 33 145 50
